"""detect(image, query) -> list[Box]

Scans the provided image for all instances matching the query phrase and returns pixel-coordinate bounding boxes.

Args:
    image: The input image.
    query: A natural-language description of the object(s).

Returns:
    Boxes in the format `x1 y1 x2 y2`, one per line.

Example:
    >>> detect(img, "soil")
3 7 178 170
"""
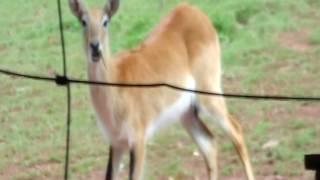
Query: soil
278 29 312 52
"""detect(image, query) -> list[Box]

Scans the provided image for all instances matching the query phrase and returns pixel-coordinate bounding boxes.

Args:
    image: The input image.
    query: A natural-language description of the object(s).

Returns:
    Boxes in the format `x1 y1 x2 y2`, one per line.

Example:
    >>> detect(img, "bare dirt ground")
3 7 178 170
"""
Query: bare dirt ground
278 29 312 52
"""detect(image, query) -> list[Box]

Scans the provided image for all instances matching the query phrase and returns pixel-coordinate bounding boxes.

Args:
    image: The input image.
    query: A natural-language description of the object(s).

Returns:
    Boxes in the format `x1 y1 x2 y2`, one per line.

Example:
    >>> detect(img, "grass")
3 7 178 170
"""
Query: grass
0 0 320 179
309 29 320 45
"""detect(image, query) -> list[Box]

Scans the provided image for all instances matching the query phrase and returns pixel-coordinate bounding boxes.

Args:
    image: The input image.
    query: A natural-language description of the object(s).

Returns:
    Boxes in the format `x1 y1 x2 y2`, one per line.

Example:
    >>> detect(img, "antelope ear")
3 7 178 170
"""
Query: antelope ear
104 0 120 18
69 0 87 19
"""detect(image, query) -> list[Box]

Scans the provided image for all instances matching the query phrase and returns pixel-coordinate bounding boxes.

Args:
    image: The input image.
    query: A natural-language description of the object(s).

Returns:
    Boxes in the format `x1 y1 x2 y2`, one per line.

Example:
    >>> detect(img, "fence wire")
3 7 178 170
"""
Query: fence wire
2 69 320 102
0 0 320 180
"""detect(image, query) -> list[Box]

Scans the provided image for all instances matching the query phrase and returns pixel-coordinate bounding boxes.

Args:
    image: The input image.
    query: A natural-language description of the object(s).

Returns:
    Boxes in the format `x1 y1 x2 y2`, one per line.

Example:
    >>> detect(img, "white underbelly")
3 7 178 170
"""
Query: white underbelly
93 77 196 145
146 78 196 139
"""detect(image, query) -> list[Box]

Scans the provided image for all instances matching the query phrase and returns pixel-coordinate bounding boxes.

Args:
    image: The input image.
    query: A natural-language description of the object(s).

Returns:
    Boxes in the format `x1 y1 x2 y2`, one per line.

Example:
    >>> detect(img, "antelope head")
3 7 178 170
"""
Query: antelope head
69 0 120 63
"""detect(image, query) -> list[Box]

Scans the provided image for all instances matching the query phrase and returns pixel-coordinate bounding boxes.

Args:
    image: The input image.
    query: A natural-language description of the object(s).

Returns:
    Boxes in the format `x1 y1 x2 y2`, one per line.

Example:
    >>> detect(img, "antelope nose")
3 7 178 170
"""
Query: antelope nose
90 42 100 51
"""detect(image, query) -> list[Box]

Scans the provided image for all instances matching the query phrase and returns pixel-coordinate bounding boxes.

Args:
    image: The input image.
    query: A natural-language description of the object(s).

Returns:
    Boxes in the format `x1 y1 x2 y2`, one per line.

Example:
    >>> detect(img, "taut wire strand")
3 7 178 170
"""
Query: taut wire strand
2 68 320 102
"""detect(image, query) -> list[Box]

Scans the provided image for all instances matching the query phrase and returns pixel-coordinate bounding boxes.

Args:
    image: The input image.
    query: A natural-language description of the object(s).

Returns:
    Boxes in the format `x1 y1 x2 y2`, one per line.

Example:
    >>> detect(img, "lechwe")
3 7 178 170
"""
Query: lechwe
69 0 254 179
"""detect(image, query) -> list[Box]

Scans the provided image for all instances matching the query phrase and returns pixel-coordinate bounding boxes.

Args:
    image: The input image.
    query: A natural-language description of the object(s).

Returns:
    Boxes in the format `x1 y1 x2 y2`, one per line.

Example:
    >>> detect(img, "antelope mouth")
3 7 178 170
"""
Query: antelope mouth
91 51 101 62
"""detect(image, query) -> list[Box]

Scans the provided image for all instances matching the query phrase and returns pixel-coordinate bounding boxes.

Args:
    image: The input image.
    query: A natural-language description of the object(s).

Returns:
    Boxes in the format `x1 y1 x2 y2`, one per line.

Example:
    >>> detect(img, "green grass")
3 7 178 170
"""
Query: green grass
1 0 320 179
309 29 320 45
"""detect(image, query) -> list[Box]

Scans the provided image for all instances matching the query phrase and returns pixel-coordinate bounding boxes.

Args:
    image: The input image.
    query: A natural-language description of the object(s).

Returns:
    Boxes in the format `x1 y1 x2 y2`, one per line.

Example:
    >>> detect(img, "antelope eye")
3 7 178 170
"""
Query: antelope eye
103 19 109 27
81 19 87 27
102 15 109 27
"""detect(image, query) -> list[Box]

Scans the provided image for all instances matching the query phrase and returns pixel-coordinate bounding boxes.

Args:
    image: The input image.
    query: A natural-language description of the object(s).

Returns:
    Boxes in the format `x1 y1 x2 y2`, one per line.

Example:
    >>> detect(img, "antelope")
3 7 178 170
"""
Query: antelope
68 0 255 179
